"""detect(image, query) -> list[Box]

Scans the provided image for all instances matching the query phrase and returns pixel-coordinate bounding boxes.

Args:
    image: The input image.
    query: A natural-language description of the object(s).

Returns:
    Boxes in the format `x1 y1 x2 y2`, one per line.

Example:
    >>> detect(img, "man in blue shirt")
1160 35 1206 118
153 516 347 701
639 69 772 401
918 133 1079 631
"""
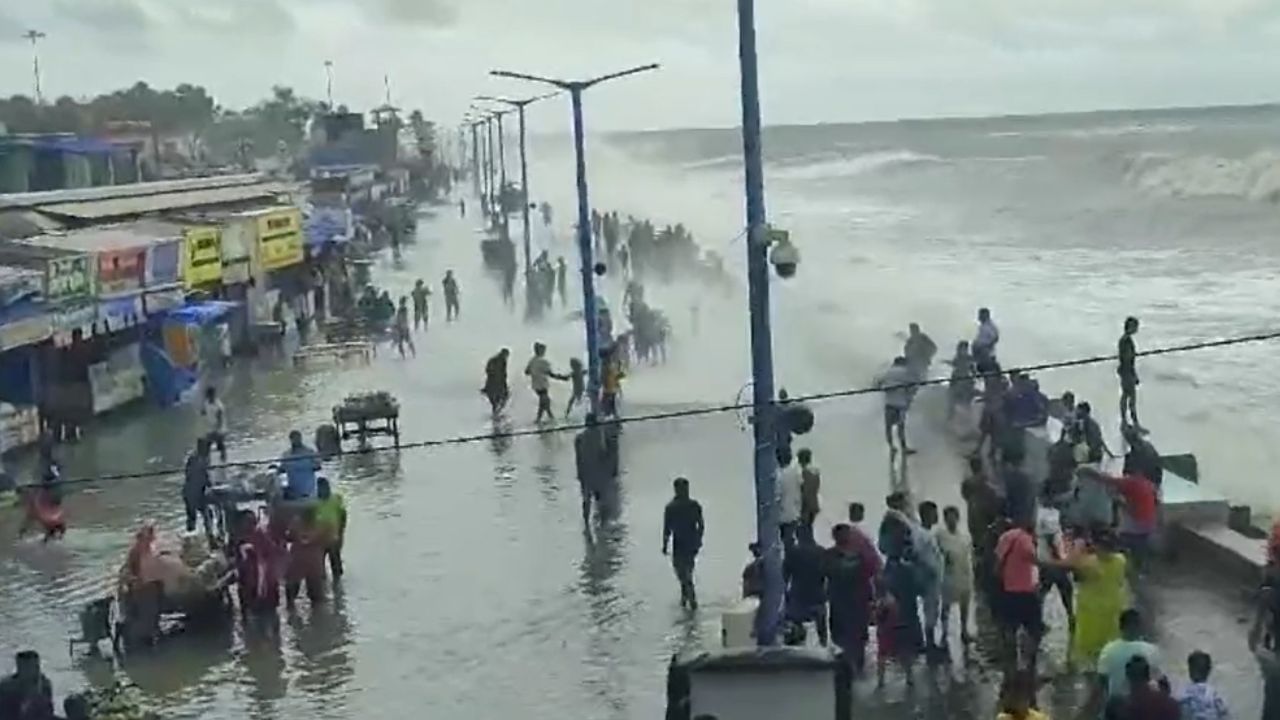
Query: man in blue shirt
281 430 320 500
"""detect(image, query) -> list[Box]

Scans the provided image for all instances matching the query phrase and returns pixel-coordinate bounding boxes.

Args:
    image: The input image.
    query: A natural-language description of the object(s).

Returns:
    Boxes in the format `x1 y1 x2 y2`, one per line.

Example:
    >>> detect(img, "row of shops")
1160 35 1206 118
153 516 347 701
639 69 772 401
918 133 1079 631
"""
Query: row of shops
0 203 319 450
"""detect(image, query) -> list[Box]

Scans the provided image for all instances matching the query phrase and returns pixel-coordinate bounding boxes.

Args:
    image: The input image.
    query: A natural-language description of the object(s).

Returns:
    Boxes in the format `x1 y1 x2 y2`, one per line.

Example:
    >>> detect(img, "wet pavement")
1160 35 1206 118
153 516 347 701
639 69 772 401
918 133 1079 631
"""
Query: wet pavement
0 203 1265 719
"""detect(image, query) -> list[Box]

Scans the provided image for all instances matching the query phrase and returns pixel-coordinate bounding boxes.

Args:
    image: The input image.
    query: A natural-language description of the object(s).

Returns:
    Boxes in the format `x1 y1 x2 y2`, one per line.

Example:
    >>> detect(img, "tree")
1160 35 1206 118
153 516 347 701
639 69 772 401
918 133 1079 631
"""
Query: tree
0 82 324 165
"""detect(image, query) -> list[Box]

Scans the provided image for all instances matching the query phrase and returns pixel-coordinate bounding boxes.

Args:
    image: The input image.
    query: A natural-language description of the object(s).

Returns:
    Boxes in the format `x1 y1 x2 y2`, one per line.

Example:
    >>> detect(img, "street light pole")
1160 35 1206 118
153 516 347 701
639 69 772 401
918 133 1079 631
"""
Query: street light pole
735 0 782 646
477 92 558 315
490 63 660 415
469 121 482 198
485 118 498 227
323 60 335 108
22 30 46 104
494 110 512 240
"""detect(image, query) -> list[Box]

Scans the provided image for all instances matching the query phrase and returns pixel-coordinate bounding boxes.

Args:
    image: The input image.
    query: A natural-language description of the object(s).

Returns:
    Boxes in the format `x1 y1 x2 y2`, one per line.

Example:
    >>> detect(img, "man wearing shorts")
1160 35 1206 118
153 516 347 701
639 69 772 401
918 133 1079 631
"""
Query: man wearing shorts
201 386 228 462
1118 316 1141 430
995 519 1043 676
875 356 917 457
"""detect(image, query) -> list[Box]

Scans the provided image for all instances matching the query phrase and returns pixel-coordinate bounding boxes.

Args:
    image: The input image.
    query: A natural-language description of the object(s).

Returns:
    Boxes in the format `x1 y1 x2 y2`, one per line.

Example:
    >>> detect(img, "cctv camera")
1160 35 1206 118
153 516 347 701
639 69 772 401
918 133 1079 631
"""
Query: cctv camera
770 237 799 279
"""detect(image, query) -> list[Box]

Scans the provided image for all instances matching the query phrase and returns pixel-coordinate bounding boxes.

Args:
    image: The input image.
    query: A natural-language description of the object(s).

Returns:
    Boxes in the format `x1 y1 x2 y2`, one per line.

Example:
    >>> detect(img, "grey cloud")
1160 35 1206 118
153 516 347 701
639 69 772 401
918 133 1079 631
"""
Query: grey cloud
160 0 295 36
0 9 26 44
50 0 153 36
375 0 459 27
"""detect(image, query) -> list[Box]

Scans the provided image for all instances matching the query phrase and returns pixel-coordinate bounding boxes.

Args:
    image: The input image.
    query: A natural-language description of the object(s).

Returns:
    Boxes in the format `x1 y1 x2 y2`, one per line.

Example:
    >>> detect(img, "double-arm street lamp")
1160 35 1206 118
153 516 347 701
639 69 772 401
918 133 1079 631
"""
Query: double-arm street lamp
488 64 660 414
476 92 559 318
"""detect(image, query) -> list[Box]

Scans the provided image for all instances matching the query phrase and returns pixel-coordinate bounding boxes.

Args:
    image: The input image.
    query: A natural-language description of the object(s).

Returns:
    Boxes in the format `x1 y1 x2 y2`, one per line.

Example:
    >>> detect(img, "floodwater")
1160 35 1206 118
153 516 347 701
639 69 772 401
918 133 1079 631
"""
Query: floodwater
0 184 1268 717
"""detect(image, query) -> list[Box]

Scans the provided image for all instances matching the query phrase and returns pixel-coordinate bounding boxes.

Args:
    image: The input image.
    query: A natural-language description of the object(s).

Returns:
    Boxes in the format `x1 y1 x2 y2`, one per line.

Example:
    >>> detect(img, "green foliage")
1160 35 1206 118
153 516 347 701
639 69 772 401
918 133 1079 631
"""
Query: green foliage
0 82 439 169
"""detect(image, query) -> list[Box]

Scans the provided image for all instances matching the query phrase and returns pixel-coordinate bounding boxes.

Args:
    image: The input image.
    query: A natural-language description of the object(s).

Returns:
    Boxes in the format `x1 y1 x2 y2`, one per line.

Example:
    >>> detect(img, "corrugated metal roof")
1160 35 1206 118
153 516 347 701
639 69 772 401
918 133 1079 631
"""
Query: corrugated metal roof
0 209 64 240
34 183 289 220
0 240 84 262
20 222 183 252
0 173 270 210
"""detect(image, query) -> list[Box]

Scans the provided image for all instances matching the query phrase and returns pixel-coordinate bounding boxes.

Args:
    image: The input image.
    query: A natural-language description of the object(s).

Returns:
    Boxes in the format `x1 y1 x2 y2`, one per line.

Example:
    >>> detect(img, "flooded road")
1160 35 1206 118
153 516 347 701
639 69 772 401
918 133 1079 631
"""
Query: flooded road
0 205 1264 719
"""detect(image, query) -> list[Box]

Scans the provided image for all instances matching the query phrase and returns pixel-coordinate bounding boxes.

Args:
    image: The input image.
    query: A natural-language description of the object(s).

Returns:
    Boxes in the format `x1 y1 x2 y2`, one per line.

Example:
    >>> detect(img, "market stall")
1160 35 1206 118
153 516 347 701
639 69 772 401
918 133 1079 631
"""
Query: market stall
0 265 51 451
142 301 238 407
0 242 96 438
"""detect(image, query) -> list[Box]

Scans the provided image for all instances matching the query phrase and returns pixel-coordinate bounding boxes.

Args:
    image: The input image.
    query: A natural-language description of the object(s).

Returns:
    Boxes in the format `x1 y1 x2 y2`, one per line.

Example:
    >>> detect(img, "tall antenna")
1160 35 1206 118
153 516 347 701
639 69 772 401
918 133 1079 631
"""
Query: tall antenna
323 60 334 108
22 29 46 104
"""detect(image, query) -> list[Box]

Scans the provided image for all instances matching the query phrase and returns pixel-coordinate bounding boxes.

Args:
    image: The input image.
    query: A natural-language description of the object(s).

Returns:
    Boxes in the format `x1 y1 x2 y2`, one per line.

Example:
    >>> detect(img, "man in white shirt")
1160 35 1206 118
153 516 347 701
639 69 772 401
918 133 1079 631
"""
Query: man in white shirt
972 307 1000 372
875 356 917 457
916 501 947 650
201 386 228 462
1035 495 1076 635
524 342 559 424
936 505 974 647
775 447 803 548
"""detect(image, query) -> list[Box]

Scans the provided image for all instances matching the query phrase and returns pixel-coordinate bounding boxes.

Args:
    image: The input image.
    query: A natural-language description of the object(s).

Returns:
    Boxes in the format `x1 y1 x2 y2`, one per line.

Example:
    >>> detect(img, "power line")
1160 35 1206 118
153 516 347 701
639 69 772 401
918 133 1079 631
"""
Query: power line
21 327 1280 491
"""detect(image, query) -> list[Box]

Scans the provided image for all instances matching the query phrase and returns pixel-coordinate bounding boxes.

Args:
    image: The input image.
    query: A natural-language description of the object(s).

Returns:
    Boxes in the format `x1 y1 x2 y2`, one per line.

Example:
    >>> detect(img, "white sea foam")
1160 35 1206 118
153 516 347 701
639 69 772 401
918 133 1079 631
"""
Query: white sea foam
989 123 1195 139
1124 150 1280 201
766 149 942 181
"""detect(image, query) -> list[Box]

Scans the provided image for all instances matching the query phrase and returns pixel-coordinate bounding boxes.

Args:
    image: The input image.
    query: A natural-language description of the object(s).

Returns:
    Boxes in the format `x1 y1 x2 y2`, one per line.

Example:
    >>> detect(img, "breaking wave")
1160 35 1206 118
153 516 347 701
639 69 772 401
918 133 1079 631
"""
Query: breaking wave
1124 150 1280 202
766 149 943 181
989 123 1195 140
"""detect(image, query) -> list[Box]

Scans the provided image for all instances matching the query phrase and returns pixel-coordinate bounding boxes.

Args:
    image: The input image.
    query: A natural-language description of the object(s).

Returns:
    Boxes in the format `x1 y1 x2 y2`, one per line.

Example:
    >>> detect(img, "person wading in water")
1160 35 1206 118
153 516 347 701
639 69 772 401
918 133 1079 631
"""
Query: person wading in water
524 342 561 424
411 279 431 332
662 477 705 610
482 348 511 415
875 356 918 457
394 297 416 359
443 270 461 321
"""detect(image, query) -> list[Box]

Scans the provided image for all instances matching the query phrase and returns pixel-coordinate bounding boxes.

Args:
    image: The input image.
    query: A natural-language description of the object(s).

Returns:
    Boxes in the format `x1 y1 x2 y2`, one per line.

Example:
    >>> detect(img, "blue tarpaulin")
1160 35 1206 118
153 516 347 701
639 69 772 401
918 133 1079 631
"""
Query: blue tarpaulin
28 136 126 155
161 301 238 326
304 207 352 247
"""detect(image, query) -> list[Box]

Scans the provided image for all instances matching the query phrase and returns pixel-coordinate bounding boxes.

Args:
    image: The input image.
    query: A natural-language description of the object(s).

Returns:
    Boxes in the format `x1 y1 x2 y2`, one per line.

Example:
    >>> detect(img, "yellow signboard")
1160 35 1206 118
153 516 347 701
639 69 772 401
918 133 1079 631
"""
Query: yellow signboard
257 208 304 272
182 226 223 288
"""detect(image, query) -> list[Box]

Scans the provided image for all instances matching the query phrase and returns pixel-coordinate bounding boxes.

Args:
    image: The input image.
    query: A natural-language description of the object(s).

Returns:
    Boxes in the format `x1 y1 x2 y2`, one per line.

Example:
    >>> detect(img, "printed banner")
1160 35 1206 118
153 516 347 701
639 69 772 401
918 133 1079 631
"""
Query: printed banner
182 227 222 288
257 208 304 271
47 254 93 304
145 239 182 288
97 247 146 297
0 313 52 352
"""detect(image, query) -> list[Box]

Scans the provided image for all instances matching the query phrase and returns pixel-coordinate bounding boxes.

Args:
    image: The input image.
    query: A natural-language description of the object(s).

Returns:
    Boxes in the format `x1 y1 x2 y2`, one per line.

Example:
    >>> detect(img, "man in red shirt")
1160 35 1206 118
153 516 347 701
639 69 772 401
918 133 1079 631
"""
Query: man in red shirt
995 520 1043 676
1091 468 1158 571
847 502 885 579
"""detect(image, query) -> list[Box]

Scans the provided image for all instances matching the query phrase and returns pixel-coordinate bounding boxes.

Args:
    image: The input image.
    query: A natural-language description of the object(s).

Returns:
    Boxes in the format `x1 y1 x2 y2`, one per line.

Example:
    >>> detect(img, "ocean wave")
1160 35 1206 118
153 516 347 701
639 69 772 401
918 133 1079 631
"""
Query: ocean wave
1124 150 1280 202
679 154 742 171
989 123 1195 140
766 149 943 181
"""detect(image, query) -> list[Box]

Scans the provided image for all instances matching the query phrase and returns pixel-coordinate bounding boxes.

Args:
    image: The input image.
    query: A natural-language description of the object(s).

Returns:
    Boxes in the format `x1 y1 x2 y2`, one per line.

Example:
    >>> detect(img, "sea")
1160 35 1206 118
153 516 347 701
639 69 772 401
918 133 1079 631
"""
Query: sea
534 103 1280 512
0 104 1274 720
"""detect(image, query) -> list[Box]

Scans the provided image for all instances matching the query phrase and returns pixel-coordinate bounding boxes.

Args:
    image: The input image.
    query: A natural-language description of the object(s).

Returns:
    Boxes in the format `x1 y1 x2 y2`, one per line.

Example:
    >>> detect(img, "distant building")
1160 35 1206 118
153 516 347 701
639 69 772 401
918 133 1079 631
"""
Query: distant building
0 133 144 194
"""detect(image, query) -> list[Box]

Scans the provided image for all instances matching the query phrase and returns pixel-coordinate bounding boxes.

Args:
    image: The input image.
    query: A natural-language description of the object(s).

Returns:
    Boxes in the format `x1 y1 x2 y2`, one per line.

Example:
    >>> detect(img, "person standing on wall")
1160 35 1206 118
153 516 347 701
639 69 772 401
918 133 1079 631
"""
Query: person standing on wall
1118 316 1142 432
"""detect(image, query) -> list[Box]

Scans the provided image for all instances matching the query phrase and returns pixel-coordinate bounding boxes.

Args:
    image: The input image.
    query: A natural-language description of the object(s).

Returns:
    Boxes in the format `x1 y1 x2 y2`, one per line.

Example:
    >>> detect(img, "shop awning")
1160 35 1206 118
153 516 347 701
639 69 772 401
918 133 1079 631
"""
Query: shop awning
161 300 239 326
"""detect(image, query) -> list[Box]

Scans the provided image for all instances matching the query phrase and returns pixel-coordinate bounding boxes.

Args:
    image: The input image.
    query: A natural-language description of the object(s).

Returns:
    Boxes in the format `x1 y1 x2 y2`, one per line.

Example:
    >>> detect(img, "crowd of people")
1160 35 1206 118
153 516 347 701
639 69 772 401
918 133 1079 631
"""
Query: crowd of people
668 307 1278 718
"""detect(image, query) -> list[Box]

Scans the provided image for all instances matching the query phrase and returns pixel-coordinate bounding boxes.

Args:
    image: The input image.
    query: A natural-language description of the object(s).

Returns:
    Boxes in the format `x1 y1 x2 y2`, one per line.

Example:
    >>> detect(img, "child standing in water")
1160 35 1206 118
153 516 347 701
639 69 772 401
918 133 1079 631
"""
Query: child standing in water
559 358 586 416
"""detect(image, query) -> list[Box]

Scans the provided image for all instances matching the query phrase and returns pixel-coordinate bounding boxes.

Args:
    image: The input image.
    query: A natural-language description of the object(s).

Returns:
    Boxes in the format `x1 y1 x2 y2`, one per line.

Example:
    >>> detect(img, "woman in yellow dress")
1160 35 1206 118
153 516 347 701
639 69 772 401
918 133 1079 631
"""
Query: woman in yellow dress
1067 528 1129 669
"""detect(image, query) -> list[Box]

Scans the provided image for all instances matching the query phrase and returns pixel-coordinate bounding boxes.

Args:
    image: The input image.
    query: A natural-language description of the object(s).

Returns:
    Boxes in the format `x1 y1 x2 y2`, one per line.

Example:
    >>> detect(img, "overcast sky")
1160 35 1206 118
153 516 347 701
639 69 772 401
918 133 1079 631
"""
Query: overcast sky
2 0 1279 131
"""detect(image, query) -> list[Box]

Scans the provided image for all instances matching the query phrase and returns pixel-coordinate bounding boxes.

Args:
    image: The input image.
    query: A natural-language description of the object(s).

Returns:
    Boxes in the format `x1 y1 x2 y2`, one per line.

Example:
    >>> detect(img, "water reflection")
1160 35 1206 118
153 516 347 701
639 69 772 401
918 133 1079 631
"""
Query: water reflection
285 591 355 701
239 616 286 711
121 626 235 697
488 417 514 457
578 513 630 718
